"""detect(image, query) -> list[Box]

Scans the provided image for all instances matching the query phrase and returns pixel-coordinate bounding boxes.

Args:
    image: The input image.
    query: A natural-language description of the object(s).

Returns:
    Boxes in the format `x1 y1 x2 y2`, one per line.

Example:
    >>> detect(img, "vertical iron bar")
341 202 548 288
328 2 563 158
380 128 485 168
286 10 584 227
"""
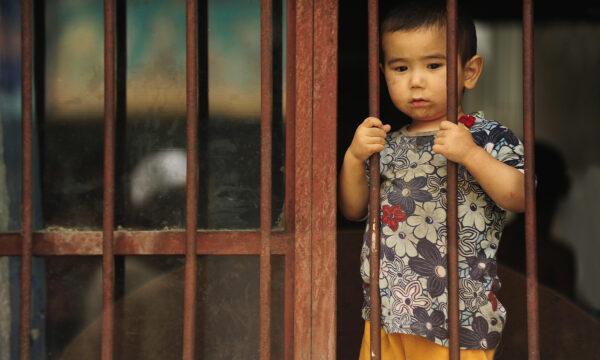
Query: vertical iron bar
523 0 540 359
293 0 313 356
183 0 199 358
283 0 296 358
260 0 274 358
446 1 460 359
102 0 116 359
19 0 33 358
367 0 381 359
311 1 338 356
284 0 296 235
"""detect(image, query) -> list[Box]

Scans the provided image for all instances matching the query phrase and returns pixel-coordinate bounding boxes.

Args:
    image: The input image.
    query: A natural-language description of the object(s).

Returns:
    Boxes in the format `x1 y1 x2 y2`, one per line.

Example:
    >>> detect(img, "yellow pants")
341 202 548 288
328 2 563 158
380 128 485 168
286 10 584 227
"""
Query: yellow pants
359 321 495 360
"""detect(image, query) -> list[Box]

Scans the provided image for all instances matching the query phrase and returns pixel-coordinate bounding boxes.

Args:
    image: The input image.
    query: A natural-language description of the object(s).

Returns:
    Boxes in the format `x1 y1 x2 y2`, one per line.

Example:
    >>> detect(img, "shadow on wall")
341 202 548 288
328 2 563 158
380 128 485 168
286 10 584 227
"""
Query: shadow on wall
499 142 576 300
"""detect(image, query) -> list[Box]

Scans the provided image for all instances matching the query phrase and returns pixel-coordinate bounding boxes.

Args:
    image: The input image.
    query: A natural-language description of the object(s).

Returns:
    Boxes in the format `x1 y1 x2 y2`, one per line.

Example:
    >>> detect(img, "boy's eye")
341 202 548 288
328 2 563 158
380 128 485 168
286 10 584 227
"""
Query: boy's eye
394 66 408 72
427 63 442 70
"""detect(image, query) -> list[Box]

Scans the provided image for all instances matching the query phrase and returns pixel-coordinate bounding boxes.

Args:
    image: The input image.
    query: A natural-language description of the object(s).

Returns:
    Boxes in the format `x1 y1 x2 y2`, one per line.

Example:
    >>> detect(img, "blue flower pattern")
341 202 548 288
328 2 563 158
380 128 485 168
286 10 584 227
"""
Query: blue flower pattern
360 113 525 349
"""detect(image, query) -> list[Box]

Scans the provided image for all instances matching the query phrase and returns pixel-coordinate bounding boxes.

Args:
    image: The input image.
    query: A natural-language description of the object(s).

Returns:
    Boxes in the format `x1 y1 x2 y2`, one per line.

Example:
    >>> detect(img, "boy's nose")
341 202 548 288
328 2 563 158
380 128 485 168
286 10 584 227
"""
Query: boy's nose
409 71 425 88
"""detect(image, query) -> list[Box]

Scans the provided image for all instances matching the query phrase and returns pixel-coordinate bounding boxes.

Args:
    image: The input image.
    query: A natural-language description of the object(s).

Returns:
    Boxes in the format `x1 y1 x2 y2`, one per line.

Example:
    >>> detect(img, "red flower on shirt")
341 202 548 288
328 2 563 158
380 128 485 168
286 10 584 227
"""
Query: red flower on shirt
459 114 476 128
382 204 407 231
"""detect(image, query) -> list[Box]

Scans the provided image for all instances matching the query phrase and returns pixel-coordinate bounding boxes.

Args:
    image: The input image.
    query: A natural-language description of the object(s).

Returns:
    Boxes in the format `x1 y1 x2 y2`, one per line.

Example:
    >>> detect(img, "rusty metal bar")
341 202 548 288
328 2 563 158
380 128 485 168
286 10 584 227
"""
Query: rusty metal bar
311 1 338 357
293 0 313 356
284 0 296 235
284 250 294 360
260 0 274 358
367 0 381 358
283 0 296 357
183 0 199 358
523 0 540 359
19 0 33 358
102 0 117 359
0 231 290 256
446 0 460 359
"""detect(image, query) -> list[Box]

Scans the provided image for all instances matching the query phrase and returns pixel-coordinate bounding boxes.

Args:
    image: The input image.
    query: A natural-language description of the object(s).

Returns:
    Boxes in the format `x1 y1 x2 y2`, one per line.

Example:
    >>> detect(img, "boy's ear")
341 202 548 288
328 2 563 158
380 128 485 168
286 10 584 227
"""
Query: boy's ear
463 54 483 90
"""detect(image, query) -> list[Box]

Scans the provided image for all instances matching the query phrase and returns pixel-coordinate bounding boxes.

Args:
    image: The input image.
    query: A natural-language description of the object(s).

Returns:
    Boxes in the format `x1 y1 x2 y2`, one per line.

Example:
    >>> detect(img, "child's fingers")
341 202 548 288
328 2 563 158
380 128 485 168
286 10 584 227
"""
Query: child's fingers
457 123 469 131
363 117 383 129
439 120 456 130
363 117 391 132
364 127 388 138
367 136 386 146
367 143 385 153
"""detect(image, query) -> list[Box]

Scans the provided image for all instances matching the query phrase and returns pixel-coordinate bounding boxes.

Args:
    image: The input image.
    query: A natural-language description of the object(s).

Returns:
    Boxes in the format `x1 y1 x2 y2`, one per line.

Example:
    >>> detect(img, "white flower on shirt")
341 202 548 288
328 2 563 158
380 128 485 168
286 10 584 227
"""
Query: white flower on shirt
481 228 500 257
407 202 446 241
383 221 418 257
458 194 489 231
396 150 435 181
381 258 417 287
431 153 447 177
392 280 432 316
459 279 488 312
492 144 523 164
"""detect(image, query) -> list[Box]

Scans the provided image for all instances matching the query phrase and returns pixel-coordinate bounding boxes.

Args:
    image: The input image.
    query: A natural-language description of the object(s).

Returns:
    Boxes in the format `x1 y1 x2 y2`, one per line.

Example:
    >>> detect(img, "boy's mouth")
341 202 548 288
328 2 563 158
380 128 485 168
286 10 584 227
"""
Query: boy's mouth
410 98 429 107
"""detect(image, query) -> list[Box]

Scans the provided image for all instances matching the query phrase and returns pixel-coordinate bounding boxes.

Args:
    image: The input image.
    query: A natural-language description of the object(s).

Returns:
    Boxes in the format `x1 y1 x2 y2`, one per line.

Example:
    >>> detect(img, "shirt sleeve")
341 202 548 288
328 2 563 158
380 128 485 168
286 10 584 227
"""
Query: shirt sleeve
473 122 525 173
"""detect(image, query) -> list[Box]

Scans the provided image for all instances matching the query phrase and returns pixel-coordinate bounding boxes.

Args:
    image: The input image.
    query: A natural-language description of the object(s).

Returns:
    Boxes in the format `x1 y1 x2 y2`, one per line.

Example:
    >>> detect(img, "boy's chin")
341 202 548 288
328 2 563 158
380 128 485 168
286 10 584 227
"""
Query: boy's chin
409 115 446 123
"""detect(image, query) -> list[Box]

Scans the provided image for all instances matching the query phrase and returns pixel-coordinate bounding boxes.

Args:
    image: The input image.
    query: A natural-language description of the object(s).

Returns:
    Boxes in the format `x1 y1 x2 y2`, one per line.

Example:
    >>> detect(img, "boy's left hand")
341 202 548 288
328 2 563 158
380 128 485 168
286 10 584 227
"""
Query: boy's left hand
432 120 479 164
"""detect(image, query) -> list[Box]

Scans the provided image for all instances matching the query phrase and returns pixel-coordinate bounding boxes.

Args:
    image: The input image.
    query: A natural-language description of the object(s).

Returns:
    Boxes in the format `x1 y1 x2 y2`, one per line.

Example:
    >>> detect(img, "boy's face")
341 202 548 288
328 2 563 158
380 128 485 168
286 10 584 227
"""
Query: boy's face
381 25 475 126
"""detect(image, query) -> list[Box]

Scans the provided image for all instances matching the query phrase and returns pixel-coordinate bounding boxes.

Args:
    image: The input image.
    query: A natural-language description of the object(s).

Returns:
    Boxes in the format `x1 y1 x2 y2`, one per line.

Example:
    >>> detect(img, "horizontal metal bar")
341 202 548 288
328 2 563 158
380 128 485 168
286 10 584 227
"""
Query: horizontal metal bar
0 231 291 255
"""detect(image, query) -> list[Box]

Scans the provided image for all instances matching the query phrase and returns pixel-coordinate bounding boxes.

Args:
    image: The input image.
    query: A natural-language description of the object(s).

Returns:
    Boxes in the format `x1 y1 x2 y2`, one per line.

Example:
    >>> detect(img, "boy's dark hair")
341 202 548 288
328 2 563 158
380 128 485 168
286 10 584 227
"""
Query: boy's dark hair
381 0 477 65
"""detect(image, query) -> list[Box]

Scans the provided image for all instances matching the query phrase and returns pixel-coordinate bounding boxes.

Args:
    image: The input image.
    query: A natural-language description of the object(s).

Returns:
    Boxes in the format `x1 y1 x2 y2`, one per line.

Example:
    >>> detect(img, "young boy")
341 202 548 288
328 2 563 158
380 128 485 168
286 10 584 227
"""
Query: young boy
339 1 525 359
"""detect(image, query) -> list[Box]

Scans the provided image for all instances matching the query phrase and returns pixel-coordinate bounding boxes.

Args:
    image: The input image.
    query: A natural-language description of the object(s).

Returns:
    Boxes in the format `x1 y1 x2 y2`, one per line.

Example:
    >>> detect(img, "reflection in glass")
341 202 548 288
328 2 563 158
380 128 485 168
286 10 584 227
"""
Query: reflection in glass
1 2 46 359
41 0 286 230
45 257 102 359
1 0 23 231
121 0 188 229
197 256 285 359
45 256 284 359
42 0 105 228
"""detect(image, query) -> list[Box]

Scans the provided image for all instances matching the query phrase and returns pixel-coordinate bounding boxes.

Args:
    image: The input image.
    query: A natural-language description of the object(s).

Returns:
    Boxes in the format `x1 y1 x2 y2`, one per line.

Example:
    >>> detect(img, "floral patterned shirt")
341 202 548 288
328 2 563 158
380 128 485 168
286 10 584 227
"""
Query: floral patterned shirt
360 112 525 350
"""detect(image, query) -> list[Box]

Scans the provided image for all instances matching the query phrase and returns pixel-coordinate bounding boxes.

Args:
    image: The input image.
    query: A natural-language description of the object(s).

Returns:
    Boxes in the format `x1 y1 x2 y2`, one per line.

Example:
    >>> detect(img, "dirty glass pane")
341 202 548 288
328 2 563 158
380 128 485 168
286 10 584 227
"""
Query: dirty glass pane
1 2 45 359
45 257 102 359
120 0 187 229
45 257 185 359
0 0 23 232
42 0 105 228
196 256 284 360
44 256 284 359
197 0 286 230
0 258 9 359
41 0 286 230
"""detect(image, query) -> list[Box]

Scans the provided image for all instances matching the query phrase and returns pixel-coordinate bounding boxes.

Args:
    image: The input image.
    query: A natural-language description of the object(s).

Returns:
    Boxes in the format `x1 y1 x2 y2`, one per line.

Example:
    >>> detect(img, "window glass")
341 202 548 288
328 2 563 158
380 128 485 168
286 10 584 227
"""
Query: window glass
41 0 286 230
45 256 284 359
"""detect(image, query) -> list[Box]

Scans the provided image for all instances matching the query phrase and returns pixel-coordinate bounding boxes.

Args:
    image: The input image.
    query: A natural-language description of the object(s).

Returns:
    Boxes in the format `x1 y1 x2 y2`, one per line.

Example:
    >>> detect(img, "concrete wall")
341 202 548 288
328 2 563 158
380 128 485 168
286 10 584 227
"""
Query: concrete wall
464 22 600 312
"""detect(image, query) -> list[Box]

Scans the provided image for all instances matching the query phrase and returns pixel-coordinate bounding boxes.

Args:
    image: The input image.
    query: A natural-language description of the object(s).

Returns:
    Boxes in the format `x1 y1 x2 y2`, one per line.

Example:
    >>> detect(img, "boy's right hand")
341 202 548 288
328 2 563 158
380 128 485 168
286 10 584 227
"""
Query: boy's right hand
347 117 391 162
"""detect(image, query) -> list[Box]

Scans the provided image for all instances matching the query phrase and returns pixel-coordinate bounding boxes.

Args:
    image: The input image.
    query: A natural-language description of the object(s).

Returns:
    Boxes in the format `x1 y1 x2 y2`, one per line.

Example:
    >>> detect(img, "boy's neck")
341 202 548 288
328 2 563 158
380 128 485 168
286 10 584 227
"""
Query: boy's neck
405 119 444 134
406 109 466 134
